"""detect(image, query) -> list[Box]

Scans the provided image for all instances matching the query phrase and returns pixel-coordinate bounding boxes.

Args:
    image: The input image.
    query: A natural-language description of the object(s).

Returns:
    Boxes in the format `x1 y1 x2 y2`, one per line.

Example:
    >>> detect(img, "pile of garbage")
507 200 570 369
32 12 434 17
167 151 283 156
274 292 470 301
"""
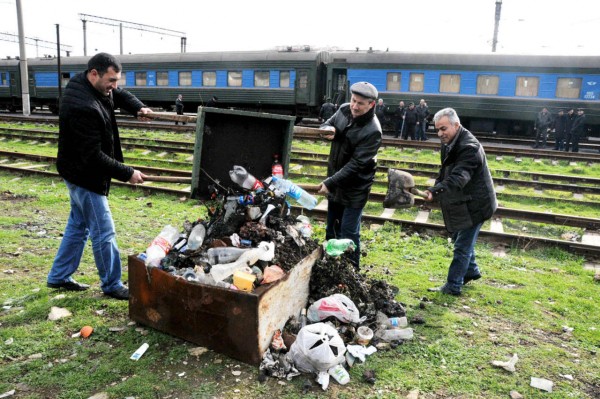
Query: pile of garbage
139 165 411 390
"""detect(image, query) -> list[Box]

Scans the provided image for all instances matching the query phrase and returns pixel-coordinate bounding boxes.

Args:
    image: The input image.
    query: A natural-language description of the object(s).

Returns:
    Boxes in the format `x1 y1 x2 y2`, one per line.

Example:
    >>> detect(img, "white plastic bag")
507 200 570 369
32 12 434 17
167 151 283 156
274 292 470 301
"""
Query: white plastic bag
289 322 346 373
307 293 362 324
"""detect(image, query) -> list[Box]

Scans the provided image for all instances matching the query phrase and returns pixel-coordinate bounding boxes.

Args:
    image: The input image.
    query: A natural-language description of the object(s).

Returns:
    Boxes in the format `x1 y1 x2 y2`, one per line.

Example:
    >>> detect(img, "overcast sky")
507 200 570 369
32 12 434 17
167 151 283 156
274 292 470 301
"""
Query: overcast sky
1 0 599 58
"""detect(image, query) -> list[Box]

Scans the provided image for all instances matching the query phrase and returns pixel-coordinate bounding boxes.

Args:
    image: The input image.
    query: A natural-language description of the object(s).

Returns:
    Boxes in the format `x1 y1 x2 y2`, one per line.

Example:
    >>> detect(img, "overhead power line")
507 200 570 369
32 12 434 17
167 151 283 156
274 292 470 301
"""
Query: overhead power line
78 13 187 55
0 31 72 57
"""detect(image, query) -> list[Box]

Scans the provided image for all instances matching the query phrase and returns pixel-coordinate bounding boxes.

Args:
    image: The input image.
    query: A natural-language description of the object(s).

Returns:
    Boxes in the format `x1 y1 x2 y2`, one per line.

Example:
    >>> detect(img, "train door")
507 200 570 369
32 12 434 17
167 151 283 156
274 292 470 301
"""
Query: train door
331 68 347 106
295 69 310 104
9 72 19 97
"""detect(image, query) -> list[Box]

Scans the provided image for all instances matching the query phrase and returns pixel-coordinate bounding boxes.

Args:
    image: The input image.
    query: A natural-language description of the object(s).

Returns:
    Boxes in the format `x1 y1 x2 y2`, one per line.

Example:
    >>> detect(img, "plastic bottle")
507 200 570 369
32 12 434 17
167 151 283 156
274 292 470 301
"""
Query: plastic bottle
299 308 308 329
229 165 264 191
328 364 350 385
376 327 414 341
187 223 206 251
145 225 180 267
206 247 251 265
270 176 317 210
324 239 356 256
210 242 275 282
272 154 284 178
376 312 408 329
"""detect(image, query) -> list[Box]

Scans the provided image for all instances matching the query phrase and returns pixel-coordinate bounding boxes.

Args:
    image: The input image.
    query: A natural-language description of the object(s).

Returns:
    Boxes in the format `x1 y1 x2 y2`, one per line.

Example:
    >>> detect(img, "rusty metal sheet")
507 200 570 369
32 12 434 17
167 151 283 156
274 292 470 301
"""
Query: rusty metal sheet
128 247 321 365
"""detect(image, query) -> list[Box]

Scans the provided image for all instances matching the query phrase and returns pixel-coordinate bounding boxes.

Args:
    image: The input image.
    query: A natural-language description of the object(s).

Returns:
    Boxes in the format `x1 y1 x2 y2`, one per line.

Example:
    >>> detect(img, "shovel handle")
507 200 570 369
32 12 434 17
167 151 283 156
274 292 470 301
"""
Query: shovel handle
138 111 197 124
143 175 192 183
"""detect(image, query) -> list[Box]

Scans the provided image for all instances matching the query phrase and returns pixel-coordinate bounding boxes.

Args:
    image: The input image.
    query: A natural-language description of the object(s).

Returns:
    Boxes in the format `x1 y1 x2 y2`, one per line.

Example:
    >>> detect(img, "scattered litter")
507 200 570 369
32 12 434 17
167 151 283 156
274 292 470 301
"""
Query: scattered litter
509 391 523 399
4 337 13 345
562 325 574 333
346 345 377 362
231 370 241 376
559 373 574 381
130 343 149 361
109 327 126 332
177 372 186 377
288 323 346 373
328 364 350 385
188 347 209 357
491 353 518 372
80 326 94 338
28 353 43 359
47 306 72 321
307 294 363 324
406 388 420 399
0 391 15 399
530 376 554 392
51 294 66 300
362 369 376 385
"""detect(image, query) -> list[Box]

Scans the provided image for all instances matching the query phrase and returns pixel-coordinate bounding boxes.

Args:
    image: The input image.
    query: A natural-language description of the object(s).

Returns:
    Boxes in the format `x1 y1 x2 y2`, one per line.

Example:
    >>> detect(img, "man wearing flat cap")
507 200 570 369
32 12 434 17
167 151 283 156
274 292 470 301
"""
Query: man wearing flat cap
317 81 382 268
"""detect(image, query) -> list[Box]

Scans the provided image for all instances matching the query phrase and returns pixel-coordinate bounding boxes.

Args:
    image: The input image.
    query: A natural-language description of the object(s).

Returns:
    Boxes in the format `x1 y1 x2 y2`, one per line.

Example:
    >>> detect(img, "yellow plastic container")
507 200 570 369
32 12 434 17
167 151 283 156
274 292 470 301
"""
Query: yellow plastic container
233 270 256 292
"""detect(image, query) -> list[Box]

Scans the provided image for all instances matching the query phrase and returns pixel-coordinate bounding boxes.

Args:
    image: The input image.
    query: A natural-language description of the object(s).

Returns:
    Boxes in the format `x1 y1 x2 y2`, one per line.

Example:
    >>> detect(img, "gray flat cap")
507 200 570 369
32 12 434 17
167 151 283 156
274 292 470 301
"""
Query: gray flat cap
350 81 378 100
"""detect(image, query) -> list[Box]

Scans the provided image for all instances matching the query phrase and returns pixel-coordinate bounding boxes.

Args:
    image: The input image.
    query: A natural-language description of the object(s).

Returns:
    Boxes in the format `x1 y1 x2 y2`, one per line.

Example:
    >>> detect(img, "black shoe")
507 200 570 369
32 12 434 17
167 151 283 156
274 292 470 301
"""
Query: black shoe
427 284 461 296
104 286 129 300
463 273 481 284
47 280 90 291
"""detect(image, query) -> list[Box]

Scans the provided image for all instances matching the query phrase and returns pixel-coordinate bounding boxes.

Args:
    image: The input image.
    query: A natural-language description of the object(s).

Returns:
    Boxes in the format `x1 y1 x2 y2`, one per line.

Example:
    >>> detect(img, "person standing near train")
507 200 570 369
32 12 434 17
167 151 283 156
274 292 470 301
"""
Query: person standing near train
423 108 497 296
47 52 152 300
552 109 567 151
565 108 586 152
174 94 185 125
317 82 382 268
416 99 430 141
402 102 418 140
319 98 336 122
394 101 406 138
533 107 553 148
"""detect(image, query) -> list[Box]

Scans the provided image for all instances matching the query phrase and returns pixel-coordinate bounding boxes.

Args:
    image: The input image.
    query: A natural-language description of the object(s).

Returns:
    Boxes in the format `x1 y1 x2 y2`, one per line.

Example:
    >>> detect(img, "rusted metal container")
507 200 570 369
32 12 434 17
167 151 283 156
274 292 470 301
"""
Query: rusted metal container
190 107 295 199
128 247 321 365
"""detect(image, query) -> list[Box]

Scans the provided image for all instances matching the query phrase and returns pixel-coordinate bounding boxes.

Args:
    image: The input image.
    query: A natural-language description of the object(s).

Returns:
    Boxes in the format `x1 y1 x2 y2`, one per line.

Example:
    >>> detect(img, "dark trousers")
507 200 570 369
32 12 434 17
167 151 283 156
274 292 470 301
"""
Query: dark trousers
403 123 417 140
564 134 580 152
326 200 363 267
553 132 565 150
395 119 404 138
534 129 549 147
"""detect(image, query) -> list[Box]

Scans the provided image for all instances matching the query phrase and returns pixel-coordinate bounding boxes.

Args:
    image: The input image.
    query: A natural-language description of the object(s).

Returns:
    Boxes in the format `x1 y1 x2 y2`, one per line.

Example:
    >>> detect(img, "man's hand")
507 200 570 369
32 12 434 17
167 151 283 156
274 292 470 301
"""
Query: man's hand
129 169 147 184
317 182 329 195
319 126 335 141
423 190 433 202
137 107 153 121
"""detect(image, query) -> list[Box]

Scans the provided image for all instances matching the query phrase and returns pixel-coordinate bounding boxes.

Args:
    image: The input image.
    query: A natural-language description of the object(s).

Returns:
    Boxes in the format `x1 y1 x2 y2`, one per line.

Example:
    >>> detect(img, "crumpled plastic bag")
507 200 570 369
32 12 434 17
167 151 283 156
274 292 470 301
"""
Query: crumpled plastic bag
307 293 363 324
261 265 285 284
289 322 346 373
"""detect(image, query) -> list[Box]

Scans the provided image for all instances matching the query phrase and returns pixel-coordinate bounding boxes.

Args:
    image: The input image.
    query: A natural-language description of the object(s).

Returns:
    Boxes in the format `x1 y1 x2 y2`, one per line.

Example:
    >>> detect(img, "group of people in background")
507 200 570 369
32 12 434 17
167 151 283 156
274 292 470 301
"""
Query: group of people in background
535 107 586 152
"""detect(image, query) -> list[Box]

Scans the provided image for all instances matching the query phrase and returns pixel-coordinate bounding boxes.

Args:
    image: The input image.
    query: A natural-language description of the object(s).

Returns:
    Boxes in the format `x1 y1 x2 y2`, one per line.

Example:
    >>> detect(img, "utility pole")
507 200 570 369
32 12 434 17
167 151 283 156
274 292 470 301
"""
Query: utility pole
82 18 87 56
492 0 502 52
15 0 30 116
56 24 62 105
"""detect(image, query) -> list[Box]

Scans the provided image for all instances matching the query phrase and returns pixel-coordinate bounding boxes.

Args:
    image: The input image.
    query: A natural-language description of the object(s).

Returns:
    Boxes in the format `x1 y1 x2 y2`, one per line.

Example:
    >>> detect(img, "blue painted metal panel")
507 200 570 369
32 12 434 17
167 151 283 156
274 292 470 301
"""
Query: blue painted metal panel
422 71 438 93
147 71 156 86
461 71 477 95
216 70 227 87
289 71 296 88
242 70 253 87
35 72 57 87
125 71 134 87
192 71 202 87
270 71 279 88
498 73 517 96
582 75 600 100
169 71 178 86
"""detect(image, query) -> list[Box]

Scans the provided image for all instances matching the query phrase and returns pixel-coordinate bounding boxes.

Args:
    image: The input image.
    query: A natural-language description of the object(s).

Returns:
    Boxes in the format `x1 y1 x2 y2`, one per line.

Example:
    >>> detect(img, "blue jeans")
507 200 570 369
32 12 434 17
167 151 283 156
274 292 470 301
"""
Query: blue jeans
325 200 363 267
446 222 483 292
47 181 125 293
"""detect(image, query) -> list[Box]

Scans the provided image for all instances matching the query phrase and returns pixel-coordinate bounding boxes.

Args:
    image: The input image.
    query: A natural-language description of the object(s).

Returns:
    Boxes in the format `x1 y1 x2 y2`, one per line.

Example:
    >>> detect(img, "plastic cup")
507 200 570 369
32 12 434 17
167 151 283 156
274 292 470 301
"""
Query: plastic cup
356 326 374 346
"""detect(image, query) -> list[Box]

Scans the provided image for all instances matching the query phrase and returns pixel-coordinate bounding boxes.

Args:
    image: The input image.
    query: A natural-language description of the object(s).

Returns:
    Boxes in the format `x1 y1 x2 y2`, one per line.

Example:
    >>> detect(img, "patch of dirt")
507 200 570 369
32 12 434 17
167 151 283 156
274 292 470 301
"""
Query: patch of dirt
0 190 36 202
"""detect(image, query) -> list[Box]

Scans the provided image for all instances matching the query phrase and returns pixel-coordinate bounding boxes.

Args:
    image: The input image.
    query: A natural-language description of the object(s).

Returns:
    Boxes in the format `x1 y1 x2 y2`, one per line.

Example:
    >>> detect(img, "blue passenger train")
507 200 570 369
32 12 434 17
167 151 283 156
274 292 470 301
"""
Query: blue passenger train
1 49 599 136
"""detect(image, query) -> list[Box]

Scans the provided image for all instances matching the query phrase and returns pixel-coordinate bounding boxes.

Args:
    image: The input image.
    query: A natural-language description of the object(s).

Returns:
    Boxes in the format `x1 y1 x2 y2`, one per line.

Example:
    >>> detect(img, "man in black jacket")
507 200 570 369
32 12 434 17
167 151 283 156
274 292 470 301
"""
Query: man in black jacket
317 82 382 268
47 52 152 300
534 107 553 148
318 98 336 122
565 108 586 152
552 109 567 151
424 108 497 295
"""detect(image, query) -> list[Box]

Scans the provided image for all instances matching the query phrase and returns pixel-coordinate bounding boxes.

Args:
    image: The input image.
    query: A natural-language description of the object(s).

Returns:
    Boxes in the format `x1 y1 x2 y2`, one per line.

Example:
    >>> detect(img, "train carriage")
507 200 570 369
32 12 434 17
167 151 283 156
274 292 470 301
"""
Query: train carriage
324 51 600 136
0 58 22 112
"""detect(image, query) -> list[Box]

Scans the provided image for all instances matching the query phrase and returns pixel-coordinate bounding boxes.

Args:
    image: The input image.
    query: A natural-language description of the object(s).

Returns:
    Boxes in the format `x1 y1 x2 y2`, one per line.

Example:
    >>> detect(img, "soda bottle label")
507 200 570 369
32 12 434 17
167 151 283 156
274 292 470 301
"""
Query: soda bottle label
389 318 400 328
272 163 283 178
149 236 171 253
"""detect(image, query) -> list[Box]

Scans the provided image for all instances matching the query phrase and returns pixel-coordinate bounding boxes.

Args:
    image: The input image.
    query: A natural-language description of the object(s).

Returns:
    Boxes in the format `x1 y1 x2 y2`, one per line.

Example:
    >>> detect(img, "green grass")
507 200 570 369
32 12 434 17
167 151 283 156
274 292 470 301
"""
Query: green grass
1 172 599 399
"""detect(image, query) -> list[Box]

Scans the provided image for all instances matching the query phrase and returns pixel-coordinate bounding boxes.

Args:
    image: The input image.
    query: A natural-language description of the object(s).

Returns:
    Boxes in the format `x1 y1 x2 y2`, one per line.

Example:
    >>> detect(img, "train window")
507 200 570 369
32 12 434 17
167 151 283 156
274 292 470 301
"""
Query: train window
280 71 290 88
0 73 5 85
409 73 424 92
254 71 270 87
440 74 460 93
228 71 242 87
556 78 582 99
203 71 216 86
61 73 70 88
298 71 308 89
118 74 127 86
135 72 147 86
476 75 499 95
387 73 401 91
515 76 539 97
179 71 192 86
156 71 169 86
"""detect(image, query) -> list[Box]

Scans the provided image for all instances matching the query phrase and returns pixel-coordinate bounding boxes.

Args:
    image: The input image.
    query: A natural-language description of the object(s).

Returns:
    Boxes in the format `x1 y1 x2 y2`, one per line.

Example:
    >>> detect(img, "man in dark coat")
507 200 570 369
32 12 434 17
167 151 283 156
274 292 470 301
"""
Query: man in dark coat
402 102 418 140
319 98 336 122
174 94 185 125
534 107 553 148
415 99 430 141
565 108 586 152
47 52 152 300
317 82 382 268
424 108 497 296
375 98 387 127
552 109 567 150
394 101 406 138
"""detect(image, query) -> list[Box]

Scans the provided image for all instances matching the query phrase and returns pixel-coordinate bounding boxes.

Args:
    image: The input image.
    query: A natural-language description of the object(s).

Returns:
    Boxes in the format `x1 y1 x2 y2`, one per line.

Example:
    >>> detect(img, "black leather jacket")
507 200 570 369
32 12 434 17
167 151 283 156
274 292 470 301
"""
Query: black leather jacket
320 103 382 207
56 72 145 195
429 126 497 233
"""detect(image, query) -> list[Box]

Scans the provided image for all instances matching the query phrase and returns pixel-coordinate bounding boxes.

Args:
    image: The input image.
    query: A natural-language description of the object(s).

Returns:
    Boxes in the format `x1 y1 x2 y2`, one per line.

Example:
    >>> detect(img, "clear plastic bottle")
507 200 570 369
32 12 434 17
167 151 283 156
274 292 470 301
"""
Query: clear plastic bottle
324 239 356 256
376 312 408 329
187 223 206 251
270 176 317 210
145 225 180 267
206 247 251 265
210 242 275 282
328 364 350 385
229 165 264 191
299 308 308 329
376 327 414 341
271 154 284 178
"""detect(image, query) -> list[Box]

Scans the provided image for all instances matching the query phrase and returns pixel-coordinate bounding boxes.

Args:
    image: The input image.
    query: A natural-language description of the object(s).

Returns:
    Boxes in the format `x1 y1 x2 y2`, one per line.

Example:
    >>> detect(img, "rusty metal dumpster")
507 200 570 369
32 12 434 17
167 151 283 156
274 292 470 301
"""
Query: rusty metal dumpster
190 107 295 199
128 247 321 365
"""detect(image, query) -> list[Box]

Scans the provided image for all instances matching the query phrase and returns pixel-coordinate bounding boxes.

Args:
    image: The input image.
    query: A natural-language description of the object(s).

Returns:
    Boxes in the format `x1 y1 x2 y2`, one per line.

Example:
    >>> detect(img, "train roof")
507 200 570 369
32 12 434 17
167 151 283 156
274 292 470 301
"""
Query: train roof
325 51 600 69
